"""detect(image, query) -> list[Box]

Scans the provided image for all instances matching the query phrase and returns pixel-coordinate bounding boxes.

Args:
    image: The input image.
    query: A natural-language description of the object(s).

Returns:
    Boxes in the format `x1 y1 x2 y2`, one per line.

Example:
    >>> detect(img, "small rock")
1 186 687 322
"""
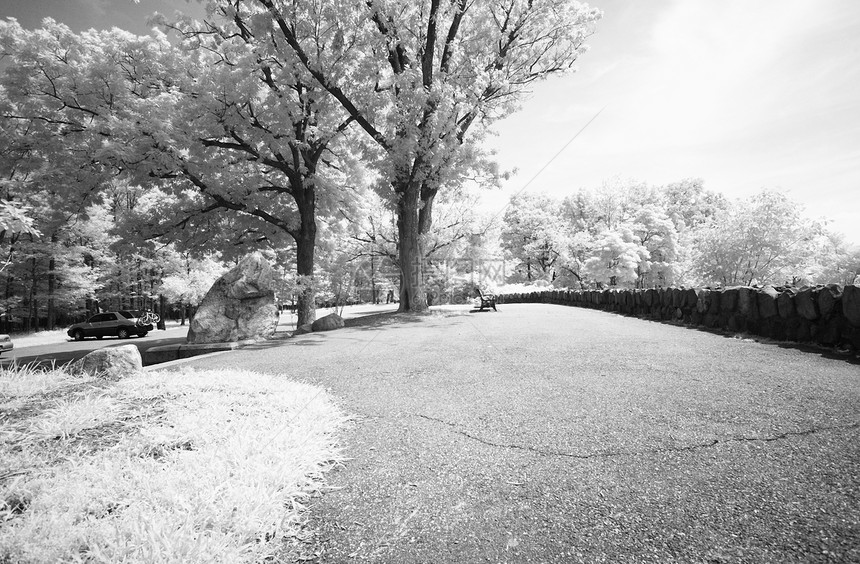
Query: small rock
312 313 345 332
70 345 143 379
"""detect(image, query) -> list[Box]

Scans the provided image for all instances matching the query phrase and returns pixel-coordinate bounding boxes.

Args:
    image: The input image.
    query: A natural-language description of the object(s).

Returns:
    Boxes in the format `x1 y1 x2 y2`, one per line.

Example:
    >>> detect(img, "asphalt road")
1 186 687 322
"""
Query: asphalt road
0 326 188 368
173 304 858 563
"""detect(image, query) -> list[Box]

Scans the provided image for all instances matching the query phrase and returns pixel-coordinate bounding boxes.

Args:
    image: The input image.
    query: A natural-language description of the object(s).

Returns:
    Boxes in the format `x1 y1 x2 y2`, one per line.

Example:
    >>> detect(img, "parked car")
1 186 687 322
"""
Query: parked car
0 334 12 355
66 310 154 341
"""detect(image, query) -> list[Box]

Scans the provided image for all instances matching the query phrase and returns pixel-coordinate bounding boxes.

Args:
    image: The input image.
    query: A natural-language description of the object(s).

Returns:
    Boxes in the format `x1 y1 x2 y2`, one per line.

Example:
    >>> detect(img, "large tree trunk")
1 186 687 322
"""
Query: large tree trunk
28 256 37 332
397 182 428 312
158 294 167 330
294 230 316 327
293 182 318 327
47 254 56 330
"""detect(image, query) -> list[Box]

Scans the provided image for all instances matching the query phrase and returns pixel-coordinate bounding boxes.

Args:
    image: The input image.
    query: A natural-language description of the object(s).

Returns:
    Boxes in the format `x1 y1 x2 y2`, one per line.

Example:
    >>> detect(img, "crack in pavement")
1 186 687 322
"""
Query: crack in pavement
414 414 860 460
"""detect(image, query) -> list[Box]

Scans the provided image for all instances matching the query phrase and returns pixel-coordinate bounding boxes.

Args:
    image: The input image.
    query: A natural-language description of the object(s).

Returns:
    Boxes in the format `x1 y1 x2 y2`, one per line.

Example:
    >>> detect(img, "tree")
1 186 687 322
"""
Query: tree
628 204 678 288
1 16 360 327
0 19 124 328
802 231 860 286
247 0 602 311
145 8 368 326
501 193 571 283
691 190 822 286
339 184 496 305
661 178 728 232
0 200 39 243
160 252 227 324
582 227 649 287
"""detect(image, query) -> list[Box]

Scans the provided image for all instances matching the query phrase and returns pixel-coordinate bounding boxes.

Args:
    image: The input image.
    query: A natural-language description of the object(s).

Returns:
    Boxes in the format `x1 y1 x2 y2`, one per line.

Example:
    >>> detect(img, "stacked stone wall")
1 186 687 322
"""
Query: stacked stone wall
498 284 860 352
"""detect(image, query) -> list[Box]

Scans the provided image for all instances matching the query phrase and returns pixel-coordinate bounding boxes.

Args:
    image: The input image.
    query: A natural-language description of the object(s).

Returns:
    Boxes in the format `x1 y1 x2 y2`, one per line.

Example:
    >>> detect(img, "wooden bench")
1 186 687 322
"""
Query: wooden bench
475 288 497 312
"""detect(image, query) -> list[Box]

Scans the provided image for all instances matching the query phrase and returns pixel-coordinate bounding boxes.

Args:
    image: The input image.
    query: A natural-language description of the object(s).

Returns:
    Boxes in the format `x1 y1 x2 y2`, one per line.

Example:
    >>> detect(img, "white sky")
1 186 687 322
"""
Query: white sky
3 0 859 244
487 0 860 245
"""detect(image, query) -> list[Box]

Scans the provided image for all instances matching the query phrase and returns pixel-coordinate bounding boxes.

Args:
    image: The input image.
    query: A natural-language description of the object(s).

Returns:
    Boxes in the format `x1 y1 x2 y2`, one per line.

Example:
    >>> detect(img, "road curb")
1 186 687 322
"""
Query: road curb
143 340 257 366
144 349 234 371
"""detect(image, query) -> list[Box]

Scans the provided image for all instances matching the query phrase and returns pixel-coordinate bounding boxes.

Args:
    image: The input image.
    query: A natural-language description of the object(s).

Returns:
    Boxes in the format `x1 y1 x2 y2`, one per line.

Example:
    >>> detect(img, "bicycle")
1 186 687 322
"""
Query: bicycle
137 311 161 326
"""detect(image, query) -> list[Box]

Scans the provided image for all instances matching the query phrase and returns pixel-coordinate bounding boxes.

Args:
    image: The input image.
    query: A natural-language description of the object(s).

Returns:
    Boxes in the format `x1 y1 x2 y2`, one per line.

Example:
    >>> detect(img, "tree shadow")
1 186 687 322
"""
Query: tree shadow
343 311 427 330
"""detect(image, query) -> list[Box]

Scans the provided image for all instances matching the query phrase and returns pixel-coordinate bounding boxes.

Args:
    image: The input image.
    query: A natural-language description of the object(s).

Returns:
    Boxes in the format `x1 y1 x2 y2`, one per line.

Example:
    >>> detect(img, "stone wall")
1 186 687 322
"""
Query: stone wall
498 284 860 352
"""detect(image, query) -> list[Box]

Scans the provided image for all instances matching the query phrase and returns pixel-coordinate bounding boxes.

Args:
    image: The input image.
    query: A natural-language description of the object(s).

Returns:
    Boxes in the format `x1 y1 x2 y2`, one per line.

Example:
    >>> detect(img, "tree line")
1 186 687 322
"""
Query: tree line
500 179 859 290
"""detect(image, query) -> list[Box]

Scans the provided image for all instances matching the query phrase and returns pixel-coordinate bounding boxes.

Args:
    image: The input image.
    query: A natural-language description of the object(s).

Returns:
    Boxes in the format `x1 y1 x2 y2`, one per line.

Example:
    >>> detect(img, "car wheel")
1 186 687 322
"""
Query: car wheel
139 332 148 338
118 328 130 339
96 335 103 340
73 329 84 341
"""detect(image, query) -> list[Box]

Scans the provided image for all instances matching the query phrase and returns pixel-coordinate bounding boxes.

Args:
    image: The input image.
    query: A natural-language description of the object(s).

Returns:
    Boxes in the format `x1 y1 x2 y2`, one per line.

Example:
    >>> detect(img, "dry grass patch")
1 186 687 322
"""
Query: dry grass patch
0 365 348 563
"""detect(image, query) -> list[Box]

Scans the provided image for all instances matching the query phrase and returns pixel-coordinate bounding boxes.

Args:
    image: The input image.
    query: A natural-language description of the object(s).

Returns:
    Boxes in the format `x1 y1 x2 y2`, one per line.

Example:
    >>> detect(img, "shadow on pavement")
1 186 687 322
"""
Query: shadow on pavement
775 341 860 365
681 320 860 365
343 311 429 330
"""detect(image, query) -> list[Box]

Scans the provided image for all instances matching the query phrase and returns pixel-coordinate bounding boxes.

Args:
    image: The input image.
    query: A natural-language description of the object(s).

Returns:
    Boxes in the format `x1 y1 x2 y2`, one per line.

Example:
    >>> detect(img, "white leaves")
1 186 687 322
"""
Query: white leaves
160 254 227 305
0 200 40 237
691 189 827 286
582 228 650 286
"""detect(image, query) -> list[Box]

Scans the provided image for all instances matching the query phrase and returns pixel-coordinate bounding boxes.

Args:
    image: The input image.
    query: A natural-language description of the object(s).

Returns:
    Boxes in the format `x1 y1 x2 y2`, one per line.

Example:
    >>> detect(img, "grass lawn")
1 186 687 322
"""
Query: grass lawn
0 364 348 563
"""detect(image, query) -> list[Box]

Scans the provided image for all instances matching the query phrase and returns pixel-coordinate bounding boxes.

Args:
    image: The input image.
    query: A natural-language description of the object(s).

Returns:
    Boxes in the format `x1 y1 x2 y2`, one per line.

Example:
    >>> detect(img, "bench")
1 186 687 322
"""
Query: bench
475 288 497 312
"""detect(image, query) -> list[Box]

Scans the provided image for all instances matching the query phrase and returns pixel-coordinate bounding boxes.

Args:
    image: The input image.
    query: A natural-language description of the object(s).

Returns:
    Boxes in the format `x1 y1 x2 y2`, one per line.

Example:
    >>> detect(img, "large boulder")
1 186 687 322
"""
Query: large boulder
843 285 860 327
817 284 842 318
721 287 739 312
757 285 780 319
795 286 819 320
696 289 711 314
683 288 699 311
312 313 344 332
187 253 279 344
777 289 796 319
737 287 757 317
70 345 142 379
707 289 722 315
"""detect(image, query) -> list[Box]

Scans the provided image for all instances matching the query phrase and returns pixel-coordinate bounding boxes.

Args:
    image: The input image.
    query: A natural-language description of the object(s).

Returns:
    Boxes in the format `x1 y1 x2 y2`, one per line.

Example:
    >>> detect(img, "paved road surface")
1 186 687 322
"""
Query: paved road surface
174 304 859 563
0 326 188 368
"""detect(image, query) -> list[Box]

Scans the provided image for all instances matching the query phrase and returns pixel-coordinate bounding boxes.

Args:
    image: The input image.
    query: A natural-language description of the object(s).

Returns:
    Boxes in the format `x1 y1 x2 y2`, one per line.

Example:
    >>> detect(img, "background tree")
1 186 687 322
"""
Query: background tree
627 204 678 287
581 227 649 287
249 0 602 311
1 15 365 327
801 230 860 286
341 185 497 305
690 190 822 286
160 252 227 324
501 193 572 283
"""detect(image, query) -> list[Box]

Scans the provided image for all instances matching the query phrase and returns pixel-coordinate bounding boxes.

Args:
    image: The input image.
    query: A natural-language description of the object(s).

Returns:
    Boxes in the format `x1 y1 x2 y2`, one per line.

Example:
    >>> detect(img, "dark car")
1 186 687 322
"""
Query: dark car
0 334 12 355
67 310 154 341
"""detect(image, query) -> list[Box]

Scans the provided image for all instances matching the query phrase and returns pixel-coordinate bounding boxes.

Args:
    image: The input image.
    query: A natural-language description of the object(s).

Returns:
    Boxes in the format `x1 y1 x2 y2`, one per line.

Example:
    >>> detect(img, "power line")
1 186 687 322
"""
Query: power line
491 105 607 221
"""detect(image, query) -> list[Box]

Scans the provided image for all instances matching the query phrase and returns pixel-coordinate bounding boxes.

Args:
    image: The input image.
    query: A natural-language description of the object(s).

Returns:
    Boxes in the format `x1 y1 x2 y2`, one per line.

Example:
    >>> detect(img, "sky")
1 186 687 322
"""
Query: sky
2 0 859 244
487 0 860 245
